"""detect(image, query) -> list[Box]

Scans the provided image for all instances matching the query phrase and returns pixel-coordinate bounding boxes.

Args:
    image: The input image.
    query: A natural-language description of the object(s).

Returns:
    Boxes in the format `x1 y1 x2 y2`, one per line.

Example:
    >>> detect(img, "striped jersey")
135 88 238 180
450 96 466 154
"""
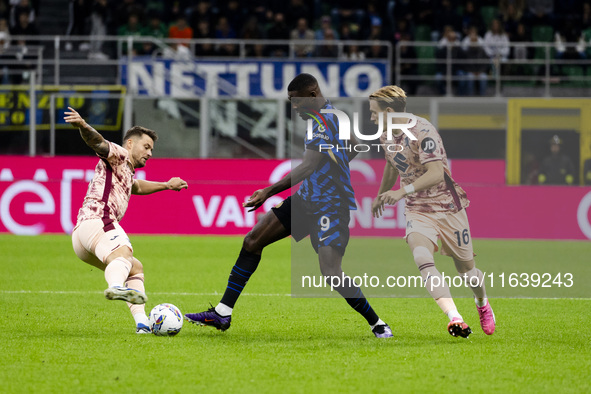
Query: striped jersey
380 116 469 214
74 142 135 231
297 101 356 210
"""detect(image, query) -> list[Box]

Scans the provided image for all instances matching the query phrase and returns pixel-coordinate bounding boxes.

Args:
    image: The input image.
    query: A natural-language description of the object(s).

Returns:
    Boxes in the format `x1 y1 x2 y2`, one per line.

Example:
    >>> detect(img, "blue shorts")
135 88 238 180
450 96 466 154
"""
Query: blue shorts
271 194 350 256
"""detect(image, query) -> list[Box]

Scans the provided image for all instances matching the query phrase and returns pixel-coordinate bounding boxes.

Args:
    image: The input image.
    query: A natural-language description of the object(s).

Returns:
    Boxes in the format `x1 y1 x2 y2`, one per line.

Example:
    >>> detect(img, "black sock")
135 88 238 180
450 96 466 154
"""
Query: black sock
332 282 379 326
219 248 261 309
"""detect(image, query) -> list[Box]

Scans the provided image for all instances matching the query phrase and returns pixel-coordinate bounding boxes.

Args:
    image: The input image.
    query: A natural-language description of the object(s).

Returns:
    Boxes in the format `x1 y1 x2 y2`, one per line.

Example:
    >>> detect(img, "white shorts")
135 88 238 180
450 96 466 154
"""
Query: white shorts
72 219 133 265
405 209 474 261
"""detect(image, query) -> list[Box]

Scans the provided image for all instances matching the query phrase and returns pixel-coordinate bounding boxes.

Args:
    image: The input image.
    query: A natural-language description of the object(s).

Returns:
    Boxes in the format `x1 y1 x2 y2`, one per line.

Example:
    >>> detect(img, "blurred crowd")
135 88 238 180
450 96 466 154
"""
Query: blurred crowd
1 0 591 89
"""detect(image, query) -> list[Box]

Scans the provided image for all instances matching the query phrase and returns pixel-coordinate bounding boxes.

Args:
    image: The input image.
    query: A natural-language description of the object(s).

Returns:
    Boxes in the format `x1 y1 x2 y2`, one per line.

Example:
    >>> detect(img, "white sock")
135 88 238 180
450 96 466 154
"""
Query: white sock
475 297 488 308
371 318 385 329
446 309 463 321
110 283 123 288
215 303 233 316
133 313 149 326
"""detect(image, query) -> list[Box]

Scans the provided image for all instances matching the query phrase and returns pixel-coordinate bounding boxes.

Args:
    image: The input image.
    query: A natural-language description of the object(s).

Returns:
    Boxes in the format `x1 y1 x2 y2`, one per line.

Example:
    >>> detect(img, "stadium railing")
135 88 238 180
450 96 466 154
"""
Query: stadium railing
0 35 392 86
396 41 591 97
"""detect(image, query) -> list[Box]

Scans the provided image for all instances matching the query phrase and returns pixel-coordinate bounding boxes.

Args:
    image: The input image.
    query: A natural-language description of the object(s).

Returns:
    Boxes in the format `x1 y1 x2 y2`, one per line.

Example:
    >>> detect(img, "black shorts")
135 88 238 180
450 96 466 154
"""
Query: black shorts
271 194 350 256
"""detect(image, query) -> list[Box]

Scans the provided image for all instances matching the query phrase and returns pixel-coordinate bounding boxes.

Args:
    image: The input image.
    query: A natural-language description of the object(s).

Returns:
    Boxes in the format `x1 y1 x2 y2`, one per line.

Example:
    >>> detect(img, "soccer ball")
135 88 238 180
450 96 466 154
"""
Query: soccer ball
148 303 183 336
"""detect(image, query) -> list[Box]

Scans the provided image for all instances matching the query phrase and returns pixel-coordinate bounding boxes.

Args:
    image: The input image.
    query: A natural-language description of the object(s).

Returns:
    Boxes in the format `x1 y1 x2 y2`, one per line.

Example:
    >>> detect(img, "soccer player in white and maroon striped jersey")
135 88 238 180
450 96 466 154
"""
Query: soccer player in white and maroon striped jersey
65 107 188 334
369 86 495 338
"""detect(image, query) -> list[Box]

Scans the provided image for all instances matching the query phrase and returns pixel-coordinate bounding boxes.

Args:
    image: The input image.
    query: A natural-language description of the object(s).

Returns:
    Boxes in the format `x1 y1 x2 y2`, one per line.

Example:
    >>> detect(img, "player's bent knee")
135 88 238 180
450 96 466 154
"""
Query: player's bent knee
129 257 144 276
105 246 133 265
242 232 262 254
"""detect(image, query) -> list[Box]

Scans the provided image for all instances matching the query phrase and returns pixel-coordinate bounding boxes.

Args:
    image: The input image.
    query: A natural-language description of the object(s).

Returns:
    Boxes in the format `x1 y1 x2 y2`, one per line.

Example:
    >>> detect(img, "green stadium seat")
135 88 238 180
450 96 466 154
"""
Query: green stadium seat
416 46 436 77
532 25 553 42
562 66 584 87
532 25 554 59
480 6 498 29
414 24 432 41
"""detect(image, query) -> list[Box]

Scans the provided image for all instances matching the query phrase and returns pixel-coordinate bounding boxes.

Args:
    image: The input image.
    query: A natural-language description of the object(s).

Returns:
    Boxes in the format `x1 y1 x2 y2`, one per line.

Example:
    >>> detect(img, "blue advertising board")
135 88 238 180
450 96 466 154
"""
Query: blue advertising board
120 58 389 98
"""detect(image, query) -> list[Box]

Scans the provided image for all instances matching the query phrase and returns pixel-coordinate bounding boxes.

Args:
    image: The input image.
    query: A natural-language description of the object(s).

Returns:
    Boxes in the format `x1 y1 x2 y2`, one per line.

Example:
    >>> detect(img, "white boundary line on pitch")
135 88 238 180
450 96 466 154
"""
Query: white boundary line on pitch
0 290 590 300
0 290 291 297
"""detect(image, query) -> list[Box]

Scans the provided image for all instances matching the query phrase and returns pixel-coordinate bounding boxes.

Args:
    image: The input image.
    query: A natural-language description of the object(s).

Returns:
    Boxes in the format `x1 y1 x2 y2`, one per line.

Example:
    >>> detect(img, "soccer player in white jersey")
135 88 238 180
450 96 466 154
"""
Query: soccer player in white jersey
369 86 495 338
65 107 188 334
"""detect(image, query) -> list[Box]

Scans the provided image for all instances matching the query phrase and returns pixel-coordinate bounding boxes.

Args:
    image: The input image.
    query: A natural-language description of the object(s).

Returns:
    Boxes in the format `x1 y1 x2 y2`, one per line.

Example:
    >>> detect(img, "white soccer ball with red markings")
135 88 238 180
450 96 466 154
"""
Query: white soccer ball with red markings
149 303 183 336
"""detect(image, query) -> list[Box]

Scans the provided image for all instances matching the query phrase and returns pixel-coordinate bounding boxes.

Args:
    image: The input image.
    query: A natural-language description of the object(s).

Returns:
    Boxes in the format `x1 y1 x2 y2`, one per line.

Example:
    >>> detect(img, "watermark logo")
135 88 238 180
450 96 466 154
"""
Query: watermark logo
306 109 418 141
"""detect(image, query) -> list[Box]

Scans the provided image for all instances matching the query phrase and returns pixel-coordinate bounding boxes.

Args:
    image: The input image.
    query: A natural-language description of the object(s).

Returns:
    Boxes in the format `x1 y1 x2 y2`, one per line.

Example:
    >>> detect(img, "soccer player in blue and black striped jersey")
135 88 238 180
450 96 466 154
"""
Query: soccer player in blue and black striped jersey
185 73 392 338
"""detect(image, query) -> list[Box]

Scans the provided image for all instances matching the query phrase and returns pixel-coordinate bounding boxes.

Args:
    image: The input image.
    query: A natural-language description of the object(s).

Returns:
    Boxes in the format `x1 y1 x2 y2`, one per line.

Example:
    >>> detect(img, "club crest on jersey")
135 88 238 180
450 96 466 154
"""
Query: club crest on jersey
305 110 328 135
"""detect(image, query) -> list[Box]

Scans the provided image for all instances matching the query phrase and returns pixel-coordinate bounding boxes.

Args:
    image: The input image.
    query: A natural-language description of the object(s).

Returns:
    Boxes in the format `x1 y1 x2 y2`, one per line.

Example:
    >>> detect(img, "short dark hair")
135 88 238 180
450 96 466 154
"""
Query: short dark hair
287 73 318 92
123 126 158 143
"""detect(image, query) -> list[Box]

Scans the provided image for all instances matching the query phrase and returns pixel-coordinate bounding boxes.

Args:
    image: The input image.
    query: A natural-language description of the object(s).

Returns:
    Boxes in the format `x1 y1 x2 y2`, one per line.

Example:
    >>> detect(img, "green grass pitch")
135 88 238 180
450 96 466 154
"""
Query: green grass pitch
1 234 589 393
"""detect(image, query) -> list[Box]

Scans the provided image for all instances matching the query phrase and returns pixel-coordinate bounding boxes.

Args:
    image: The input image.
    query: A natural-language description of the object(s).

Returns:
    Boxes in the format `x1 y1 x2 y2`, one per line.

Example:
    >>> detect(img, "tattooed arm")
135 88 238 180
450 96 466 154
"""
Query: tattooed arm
64 106 109 157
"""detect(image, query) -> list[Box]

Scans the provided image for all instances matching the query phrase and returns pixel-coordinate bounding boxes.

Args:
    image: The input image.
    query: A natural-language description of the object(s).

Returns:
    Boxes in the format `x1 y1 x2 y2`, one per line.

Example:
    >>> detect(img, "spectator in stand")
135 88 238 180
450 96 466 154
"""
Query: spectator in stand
398 32 417 95
189 0 215 33
0 16 8 35
500 0 526 18
10 9 36 42
411 0 435 28
329 0 363 27
339 22 359 41
0 1 8 21
367 16 385 41
555 22 586 61
117 13 143 55
115 0 144 31
169 15 193 53
315 15 338 40
0 30 10 83
88 0 110 60
483 19 510 62
9 9 36 82
9 0 33 29
393 0 413 25
435 0 461 35
193 18 214 56
316 28 338 58
581 2 591 31
511 22 533 76
265 12 289 57
241 15 264 57
461 1 484 37
393 19 412 42
436 25 467 95
501 2 524 40
342 43 365 60
65 0 91 51
361 1 382 40
525 0 553 27
140 13 167 56
290 17 314 57
287 0 310 28
462 25 489 96
219 0 246 36
215 16 238 56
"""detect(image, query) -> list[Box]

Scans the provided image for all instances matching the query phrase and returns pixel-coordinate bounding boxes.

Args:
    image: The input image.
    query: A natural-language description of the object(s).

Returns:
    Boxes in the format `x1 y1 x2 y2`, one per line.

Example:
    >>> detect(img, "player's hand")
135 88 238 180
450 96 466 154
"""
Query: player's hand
243 188 269 212
379 189 405 206
372 196 384 218
63 107 88 129
166 177 188 191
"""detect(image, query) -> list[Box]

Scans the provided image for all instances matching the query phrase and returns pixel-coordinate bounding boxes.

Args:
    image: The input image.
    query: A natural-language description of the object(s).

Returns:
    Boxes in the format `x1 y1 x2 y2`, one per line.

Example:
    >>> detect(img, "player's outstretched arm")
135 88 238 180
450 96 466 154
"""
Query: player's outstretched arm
243 149 324 211
132 177 188 195
64 107 109 157
372 162 399 218
380 160 444 206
